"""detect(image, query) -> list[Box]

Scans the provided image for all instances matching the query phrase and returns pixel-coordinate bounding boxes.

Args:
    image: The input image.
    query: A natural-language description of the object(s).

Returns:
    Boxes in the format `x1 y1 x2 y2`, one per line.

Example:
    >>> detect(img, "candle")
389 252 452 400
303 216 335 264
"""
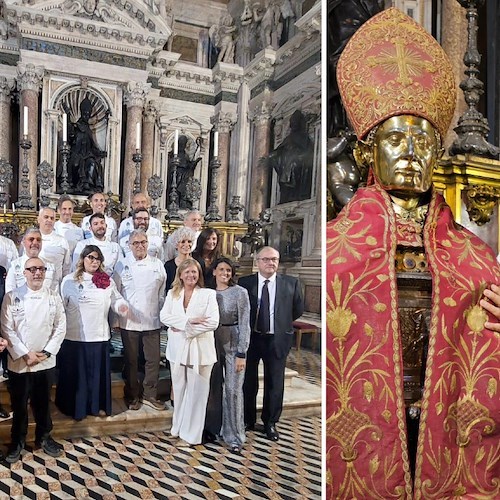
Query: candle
173 129 179 155
23 106 28 137
136 122 141 150
214 131 219 157
12 203 15 214
63 113 67 142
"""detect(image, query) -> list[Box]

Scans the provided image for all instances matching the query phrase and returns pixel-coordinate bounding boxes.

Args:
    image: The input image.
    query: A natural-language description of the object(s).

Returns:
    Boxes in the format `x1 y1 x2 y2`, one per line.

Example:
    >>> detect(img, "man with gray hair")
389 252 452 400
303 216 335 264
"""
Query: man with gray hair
113 229 166 411
164 210 202 261
6 228 57 293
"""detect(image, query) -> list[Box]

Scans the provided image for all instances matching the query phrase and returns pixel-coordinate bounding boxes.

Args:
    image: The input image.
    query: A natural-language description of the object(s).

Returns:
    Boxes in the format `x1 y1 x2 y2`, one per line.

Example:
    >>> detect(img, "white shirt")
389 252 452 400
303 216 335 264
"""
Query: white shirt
72 237 123 276
1 284 66 373
258 272 276 334
81 214 117 242
39 231 71 283
119 233 165 262
6 255 57 293
61 272 127 342
113 254 166 331
0 235 19 270
118 216 164 240
54 220 84 254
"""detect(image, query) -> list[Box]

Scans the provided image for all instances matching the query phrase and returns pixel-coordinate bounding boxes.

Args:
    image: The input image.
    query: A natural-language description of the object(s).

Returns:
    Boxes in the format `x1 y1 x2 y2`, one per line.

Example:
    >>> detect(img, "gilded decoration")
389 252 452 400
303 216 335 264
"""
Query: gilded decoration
463 184 500 226
337 8 456 139
327 186 500 499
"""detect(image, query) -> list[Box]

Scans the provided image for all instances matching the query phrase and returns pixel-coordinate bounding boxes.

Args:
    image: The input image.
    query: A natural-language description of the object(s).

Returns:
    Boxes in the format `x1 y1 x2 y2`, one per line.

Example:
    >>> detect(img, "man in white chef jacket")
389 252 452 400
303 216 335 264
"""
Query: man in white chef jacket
118 192 164 241
80 191 117 241
119 208 164 261
114 229 166 411
1 257 66 463
37 207 71 285
54 195 84 254
6 228 57 293
73 213 122 276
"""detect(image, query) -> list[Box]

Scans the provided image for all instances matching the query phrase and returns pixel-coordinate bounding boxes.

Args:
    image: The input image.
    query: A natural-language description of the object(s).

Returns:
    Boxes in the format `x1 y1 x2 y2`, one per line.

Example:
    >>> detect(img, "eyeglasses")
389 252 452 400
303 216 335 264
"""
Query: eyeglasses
24 266 47 273
85 255 102 262
257 257 279 263
131 240 148 247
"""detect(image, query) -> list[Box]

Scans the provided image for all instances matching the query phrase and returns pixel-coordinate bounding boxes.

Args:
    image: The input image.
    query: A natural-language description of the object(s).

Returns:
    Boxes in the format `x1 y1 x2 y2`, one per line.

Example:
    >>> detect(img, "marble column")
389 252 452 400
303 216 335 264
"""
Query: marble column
211 112 235 221
248 102 272 220
17 63 44 204
0 77 14 162
441 0 467 151
123 82 151 210
142 101 158 191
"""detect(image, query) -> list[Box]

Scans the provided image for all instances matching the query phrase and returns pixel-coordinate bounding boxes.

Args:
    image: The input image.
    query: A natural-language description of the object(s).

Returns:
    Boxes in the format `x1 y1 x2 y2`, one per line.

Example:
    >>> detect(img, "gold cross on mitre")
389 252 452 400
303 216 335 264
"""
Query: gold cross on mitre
367 38 436 86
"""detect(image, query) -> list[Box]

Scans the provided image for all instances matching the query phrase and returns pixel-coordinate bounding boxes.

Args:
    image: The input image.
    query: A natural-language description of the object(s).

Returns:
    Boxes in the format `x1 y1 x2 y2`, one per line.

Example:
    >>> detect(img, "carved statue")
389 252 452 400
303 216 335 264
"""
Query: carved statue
168 135 202 209
241 208 272 255
209 14 236 64
253 0 283 50
267 110 314 204
63 97 106 195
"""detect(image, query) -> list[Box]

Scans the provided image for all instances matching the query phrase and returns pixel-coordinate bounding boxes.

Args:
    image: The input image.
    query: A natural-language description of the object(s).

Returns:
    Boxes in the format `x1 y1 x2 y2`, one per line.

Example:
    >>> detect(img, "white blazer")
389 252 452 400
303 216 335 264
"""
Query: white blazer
160 287 219 371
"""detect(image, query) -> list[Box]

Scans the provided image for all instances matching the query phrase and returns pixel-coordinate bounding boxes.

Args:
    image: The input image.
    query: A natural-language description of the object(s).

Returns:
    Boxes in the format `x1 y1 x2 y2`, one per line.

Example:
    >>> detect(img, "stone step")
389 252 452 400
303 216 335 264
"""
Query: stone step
0 368 320 443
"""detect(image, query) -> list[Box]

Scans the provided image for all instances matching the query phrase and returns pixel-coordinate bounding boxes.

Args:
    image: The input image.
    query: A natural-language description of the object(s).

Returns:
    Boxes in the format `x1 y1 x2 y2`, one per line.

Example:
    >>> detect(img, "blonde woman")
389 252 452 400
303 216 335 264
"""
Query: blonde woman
164 226 196 292
56 245 128 420
160 258 219 445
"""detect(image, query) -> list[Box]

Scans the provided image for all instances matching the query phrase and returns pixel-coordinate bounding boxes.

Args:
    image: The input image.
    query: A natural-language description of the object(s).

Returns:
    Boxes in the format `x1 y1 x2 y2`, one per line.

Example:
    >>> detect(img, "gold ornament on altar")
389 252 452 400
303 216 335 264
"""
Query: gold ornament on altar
337 7 456 140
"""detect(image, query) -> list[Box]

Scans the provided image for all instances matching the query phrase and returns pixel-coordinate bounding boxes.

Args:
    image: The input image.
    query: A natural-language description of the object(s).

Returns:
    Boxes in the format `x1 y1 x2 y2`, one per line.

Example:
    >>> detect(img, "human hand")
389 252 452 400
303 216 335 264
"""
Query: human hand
35 351 49 362
23 352 39 366
480 283 500 332
235 358 246 373
118 304 128 315
190 316 209 325
0 338 7 352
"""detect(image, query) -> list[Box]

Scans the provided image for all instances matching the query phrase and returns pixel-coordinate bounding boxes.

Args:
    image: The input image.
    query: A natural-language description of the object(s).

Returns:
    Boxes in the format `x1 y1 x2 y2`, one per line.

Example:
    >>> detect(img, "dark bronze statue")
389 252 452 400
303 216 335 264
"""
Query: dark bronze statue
268 110 314 204
168 135 202 209
63 97 106 195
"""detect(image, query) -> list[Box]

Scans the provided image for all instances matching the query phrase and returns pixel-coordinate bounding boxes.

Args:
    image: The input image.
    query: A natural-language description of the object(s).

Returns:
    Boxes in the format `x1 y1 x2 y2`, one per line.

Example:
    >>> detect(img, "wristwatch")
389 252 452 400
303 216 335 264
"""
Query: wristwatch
41 350 51 358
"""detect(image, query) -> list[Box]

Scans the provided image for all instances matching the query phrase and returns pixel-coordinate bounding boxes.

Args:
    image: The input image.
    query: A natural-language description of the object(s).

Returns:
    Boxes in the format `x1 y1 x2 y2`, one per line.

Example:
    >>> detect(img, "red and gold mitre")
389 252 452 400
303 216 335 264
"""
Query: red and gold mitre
336 7 456 139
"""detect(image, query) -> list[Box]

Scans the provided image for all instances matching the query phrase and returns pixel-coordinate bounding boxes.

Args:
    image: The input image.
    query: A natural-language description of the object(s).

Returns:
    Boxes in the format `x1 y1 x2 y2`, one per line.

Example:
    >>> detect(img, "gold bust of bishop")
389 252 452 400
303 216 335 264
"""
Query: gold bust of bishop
326 7 500 500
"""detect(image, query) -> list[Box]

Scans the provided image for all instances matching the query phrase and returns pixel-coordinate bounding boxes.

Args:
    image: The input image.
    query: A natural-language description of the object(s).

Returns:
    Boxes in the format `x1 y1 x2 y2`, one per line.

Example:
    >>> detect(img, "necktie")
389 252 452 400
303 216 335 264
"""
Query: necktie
257 279 270 333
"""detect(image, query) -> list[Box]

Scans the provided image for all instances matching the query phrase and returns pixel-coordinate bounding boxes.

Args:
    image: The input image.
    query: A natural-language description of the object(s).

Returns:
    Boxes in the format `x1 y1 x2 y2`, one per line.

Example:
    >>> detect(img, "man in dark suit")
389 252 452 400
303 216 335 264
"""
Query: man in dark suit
239 246 304 441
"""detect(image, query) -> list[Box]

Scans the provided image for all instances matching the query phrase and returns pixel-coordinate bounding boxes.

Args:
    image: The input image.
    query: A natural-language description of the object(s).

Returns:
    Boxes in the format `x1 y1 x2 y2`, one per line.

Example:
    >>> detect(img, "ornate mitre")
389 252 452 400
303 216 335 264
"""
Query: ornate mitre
336 7 456 139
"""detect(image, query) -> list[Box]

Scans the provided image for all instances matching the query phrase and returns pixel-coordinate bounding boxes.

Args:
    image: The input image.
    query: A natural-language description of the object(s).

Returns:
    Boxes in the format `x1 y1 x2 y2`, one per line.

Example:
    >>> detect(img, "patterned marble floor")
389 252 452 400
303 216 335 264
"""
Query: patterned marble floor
0 415 321 499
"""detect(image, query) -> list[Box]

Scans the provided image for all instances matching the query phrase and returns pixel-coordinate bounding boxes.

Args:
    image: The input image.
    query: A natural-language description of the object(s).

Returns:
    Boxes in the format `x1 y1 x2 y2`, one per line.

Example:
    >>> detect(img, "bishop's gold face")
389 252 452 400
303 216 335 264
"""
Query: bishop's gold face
372 115 439 198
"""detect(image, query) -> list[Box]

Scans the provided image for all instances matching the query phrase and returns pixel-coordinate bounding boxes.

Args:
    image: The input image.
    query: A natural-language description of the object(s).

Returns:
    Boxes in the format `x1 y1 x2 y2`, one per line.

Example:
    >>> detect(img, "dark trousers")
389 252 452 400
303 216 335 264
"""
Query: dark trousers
243 333 287 427
121 329 161 401
9 369 54 444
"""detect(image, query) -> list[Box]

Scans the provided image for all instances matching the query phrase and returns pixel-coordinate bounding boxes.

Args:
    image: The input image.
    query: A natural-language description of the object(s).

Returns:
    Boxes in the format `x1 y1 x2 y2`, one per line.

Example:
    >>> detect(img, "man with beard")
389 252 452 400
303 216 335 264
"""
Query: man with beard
73 213 122 275
80 191 117 242
119 208 164 261
118 192 164 241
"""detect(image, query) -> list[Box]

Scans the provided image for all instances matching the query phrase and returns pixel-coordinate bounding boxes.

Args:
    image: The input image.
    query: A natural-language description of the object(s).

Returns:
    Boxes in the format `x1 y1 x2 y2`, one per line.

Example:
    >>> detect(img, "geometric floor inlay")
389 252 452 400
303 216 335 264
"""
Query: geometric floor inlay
0 416 321 499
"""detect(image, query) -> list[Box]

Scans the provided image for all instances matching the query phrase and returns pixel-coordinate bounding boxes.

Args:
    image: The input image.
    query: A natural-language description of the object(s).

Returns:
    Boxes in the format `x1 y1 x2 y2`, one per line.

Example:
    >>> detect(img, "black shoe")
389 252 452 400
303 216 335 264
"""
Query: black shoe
0 405 9 419
36 436 63 458
264 424 279 441
245 423 255 432
203 430 218 444
230 444 241 454
5 442 24 463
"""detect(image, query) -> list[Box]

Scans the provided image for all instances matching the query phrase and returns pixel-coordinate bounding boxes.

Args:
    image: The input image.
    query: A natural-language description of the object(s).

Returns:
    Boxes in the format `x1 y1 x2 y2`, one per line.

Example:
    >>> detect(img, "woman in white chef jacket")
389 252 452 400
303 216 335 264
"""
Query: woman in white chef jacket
160 258 219 445
56 245 128 420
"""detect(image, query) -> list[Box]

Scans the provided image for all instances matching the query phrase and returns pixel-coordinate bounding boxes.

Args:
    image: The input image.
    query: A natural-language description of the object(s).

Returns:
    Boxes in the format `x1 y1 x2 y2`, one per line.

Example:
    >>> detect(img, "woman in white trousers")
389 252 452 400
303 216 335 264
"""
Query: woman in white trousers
160 258 219 445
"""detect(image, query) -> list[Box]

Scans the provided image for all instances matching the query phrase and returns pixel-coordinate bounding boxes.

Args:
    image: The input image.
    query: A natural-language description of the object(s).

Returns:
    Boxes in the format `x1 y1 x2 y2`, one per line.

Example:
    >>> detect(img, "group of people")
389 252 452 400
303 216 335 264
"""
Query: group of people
0 190 304 464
